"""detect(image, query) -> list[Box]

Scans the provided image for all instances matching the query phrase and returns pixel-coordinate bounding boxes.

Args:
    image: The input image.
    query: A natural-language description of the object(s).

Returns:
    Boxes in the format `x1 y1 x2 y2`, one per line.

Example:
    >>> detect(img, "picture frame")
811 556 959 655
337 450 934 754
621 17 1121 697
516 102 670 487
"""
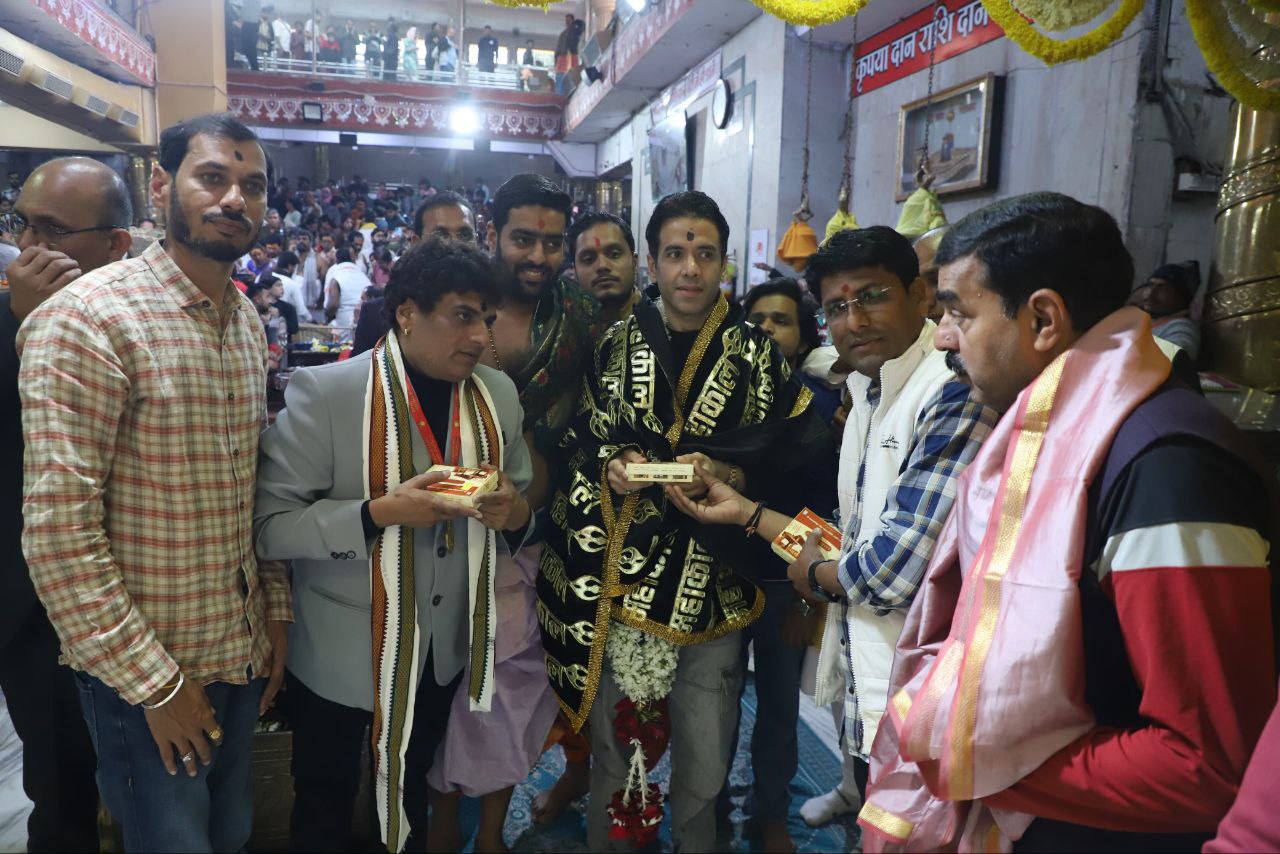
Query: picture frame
895 73 1003 202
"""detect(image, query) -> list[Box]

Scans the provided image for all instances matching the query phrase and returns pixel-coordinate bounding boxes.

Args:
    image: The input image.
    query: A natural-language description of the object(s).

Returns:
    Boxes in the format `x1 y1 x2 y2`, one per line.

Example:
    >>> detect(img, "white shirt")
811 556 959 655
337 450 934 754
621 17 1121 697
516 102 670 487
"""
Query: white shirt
276 273 307 317
325 261 370 327
272 18 292 54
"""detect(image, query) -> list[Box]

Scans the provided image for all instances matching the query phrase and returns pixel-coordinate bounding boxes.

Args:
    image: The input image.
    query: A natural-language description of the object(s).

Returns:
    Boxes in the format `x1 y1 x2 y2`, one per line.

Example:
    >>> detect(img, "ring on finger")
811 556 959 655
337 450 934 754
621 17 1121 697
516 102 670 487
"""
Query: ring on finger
208 727 224 742
181 752 196 764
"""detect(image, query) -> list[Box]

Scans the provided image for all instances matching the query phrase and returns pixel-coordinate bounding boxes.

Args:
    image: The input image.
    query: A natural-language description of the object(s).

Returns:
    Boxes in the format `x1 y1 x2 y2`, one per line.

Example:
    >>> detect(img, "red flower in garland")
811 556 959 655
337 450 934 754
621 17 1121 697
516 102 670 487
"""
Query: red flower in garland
608 697 672 846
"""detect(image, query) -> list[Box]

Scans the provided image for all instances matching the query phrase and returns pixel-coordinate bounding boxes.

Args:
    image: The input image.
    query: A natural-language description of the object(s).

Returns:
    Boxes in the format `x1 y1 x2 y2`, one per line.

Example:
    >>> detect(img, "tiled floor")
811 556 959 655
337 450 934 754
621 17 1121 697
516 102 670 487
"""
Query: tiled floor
0 689 32 853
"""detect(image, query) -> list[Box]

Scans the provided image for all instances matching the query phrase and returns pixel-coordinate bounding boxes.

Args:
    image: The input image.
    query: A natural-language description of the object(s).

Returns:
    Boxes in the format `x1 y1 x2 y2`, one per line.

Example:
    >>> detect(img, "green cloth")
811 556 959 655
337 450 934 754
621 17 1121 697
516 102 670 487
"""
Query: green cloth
895 187 948 239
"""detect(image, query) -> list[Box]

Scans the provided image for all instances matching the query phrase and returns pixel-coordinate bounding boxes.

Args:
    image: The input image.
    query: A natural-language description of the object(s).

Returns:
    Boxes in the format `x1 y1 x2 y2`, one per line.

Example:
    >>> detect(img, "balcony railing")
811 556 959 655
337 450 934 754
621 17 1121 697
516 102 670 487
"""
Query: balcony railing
244 55 558 94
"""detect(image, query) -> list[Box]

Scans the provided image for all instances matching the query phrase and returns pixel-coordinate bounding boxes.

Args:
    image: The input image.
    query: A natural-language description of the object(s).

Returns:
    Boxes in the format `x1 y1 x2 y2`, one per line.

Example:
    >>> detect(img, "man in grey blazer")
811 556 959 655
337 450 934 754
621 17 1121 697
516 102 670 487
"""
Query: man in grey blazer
254 239 534 852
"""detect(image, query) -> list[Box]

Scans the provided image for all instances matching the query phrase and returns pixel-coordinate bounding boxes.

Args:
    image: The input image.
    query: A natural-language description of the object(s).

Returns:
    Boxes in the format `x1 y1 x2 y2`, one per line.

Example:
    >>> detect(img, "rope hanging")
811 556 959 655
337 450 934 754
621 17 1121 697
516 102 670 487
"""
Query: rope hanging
795 34 815 222
915 0 944 190
836 14 859 213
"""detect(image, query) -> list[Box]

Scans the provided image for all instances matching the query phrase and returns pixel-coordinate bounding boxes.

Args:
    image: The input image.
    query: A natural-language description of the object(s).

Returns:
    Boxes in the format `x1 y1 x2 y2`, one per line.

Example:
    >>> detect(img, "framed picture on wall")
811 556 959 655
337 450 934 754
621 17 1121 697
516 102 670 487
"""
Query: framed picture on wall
895 74 1003 202
648 112 691 202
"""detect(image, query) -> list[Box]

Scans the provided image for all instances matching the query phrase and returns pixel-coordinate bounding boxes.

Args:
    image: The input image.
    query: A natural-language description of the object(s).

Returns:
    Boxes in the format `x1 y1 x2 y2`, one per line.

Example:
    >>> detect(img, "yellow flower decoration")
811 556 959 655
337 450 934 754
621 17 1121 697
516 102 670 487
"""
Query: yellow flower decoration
1187 0 1280 112
486 0 556 7
1011 0 1112 32
981 0 1144 64
749 0 868 26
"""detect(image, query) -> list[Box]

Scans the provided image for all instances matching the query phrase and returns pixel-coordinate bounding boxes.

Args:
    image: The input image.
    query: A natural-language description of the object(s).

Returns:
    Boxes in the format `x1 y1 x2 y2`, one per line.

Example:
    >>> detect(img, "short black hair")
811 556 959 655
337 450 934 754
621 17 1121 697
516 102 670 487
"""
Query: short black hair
246 282 270 303
384 238 502 322
347 230 364 245
804 226 919 294
491 174 571 235
276 250 299 271
743 277 822 361
414 191 473 235
936 192 1133 331
567 211 635 255
644 191 730 260
336 247 352 264
1147 262 1199 303
158 113 271 185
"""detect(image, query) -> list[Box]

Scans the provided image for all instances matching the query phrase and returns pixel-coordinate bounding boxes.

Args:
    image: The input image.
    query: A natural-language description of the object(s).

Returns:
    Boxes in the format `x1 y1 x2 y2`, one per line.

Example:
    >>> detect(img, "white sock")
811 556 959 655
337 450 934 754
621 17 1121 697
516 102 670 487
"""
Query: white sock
799 787 858 827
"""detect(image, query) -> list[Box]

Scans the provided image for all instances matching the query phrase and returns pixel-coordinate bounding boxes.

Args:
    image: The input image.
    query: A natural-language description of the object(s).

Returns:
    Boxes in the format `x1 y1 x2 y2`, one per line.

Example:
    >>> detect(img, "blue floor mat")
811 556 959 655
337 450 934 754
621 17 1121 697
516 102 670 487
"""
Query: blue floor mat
451 676 859 852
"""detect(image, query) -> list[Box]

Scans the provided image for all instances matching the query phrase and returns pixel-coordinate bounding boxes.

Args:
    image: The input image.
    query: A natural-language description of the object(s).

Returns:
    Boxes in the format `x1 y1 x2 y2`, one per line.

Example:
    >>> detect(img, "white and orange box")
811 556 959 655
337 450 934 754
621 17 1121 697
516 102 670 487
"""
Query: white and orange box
771 508 842 564
425 465 499 507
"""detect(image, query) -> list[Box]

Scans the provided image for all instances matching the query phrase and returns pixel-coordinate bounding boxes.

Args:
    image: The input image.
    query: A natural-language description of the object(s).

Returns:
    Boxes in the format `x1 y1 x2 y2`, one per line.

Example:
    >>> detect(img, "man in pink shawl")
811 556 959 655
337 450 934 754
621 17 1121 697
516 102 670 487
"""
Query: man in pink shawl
859 192 1276 852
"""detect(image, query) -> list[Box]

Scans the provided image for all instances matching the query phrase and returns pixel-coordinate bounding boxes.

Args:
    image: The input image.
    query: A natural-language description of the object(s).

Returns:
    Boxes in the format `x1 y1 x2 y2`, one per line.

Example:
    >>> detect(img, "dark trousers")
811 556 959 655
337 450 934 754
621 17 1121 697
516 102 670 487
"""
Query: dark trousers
0 607 99 853
739 581 805 822
1014 819 1212 852
287 655 461 853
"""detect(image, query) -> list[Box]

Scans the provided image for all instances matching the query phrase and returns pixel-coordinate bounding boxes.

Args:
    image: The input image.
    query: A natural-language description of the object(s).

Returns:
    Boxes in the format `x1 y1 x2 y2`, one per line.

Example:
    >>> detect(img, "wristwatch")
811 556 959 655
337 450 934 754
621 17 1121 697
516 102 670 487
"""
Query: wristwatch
807 559 841 603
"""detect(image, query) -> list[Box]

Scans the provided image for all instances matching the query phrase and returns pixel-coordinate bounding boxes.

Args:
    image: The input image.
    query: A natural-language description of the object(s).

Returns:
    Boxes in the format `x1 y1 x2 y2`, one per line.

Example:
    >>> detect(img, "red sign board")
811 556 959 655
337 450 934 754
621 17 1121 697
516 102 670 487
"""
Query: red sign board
852 0 1004 98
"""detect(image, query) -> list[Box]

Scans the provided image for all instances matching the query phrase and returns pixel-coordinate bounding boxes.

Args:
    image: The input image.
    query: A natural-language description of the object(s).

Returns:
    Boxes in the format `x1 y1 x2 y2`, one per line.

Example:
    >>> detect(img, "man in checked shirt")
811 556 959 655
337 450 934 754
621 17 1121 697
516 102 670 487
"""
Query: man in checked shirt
18 113 289 853
670 227 996 831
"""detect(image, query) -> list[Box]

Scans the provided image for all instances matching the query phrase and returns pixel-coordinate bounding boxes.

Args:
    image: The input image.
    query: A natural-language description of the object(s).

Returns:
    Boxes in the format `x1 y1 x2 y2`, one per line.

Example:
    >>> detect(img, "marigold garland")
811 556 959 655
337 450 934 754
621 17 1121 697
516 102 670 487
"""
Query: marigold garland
485 0 556 7
749 0 869 26
981 0 1144 65
1011 0 1112 32
1187 0 1280 112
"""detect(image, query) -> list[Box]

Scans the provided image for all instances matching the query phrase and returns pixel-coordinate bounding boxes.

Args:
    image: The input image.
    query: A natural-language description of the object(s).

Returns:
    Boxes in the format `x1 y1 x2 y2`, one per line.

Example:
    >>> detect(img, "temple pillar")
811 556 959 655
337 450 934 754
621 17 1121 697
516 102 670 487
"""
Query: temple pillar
1202 17 1280 393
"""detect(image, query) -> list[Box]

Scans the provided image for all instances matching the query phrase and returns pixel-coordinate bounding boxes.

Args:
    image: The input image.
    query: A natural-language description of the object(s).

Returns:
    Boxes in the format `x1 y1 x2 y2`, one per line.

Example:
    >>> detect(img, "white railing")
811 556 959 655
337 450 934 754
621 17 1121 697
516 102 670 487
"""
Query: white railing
245 55 558 94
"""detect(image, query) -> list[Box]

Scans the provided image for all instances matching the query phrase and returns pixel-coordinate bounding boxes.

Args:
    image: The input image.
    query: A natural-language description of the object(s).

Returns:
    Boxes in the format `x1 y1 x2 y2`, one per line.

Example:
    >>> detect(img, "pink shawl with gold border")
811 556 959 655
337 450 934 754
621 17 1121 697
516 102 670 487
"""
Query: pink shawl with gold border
859 309 1171 851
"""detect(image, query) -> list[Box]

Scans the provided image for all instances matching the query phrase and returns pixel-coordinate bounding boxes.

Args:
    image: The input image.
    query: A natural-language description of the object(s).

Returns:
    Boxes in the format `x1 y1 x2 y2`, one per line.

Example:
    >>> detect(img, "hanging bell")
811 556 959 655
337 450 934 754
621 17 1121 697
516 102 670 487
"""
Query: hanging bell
778 219 819 273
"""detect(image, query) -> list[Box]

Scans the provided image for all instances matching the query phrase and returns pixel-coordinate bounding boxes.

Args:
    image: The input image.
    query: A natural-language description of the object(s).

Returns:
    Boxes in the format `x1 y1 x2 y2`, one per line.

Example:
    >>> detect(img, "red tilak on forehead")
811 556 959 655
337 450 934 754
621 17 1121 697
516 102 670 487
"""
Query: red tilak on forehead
839 283 852 296
537 218 545 230
594 237 602 248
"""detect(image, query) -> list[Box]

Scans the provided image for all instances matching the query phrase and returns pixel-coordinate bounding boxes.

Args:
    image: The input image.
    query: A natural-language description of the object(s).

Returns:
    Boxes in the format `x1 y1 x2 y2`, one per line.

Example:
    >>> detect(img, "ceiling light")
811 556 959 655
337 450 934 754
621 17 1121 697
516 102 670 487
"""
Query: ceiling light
450 105 479 134
624 0 646 11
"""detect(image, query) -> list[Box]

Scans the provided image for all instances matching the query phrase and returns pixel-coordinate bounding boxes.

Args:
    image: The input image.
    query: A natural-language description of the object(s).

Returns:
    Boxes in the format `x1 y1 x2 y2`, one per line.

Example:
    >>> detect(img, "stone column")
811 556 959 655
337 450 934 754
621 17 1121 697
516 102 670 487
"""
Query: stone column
126 155 154 224
1202 18 1280 392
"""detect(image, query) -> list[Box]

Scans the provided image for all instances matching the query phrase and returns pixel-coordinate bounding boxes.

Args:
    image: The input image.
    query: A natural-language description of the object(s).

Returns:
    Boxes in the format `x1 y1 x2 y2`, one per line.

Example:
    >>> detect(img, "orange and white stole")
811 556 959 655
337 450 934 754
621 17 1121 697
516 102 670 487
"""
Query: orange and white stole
363 332 502 853
858 309 1171 852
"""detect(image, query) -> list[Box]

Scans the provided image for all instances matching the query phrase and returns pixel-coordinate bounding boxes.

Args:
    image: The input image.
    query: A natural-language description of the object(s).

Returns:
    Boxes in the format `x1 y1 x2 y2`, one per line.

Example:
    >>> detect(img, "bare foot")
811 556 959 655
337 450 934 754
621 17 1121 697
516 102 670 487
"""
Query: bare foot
531 760 590 825
760 819 797 854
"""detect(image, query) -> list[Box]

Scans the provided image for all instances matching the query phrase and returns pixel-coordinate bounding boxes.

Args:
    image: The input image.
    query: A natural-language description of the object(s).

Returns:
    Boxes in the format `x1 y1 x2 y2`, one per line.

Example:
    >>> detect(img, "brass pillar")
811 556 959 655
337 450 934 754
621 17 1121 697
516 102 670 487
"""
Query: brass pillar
1202 24 1280 392
127 155 154 224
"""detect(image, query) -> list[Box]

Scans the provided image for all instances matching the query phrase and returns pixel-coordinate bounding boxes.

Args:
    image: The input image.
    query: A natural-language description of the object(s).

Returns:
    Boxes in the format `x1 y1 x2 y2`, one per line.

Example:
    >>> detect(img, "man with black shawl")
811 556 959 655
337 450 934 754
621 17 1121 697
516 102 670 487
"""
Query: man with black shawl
537 191 831 850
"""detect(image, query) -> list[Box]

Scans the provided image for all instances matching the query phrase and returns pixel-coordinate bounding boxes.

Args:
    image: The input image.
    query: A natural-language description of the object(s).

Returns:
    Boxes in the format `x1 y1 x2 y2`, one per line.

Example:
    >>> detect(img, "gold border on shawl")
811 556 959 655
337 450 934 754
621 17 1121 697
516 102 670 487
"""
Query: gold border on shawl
664 296 729 449
789 384 814 418
945 352 1067 801
611 580 764 646
892 687 912 721
858 803 914 841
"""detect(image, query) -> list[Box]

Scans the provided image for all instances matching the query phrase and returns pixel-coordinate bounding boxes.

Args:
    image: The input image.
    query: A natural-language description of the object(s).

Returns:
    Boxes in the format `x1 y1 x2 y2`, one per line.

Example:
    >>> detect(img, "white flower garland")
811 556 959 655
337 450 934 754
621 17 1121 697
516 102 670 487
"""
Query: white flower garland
607 621 679 704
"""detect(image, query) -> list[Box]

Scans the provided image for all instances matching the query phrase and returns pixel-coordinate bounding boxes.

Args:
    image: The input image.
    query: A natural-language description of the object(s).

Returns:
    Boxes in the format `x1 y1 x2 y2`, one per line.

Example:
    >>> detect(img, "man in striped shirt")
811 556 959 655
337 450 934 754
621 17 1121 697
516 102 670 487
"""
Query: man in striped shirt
861 193 1275 851
18 113 289 852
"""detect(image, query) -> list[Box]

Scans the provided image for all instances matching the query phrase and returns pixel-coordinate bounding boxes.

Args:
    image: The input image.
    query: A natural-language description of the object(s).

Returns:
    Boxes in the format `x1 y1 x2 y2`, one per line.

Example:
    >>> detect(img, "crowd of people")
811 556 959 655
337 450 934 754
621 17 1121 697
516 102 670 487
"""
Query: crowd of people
225 3 569 89
1 112 1277 854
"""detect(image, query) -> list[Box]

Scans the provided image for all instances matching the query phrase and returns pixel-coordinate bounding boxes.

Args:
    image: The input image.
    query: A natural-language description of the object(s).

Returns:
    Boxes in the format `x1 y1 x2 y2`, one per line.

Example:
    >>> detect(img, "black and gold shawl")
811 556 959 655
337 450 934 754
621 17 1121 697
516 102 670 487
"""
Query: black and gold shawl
536 296 832 729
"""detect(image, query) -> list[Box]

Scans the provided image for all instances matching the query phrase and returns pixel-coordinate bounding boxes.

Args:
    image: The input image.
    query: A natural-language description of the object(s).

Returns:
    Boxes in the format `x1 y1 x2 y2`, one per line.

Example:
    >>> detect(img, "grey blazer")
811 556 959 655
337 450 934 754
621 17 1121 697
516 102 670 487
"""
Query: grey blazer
254 352 531 712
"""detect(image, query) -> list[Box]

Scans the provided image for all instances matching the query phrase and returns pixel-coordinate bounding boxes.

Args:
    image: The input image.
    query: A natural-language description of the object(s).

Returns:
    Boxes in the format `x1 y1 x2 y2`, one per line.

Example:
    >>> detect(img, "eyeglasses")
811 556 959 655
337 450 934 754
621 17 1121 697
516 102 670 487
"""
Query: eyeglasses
0 212 120 240
822 285 895 321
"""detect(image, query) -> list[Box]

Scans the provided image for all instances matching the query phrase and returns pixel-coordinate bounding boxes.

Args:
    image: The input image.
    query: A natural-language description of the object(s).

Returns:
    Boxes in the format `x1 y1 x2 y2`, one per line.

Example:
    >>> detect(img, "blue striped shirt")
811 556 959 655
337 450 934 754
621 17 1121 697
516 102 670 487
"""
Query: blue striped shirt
836 379 996 611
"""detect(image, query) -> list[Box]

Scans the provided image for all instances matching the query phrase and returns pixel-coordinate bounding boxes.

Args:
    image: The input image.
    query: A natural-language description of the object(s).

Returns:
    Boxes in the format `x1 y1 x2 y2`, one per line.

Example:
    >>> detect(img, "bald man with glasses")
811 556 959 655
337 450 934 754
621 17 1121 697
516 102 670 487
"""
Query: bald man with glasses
1 156 132 853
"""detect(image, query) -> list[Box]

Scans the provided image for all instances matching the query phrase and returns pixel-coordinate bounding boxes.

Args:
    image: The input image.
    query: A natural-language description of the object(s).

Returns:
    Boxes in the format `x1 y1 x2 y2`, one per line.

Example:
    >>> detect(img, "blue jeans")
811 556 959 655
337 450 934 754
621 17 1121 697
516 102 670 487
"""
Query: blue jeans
75 672 264 853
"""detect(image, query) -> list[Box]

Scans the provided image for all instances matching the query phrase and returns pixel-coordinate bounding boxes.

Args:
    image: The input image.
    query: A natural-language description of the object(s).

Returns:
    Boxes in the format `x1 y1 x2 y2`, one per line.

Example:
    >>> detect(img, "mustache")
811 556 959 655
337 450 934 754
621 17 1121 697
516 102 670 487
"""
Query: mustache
516 262 554 277
203 212 251 231
944 350 968 377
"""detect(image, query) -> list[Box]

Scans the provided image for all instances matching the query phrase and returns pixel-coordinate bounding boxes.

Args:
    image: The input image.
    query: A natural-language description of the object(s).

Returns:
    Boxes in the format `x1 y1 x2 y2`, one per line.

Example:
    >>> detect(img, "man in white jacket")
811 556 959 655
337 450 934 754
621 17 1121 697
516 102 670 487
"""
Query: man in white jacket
670 226 996 827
